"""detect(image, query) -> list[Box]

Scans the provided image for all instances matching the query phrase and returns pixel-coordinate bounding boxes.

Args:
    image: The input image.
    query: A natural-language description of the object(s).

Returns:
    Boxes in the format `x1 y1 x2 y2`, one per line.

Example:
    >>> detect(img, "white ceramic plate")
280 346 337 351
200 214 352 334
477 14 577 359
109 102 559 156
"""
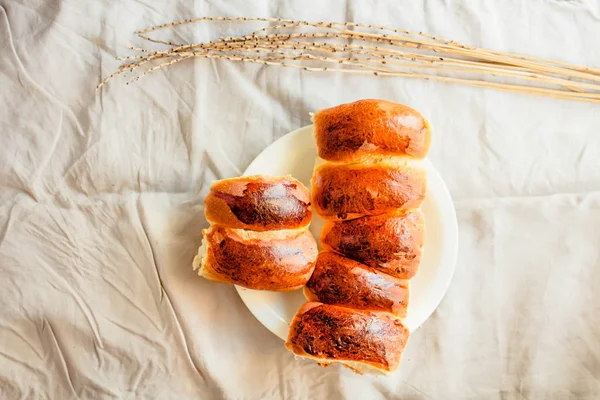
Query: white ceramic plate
236 125 458 340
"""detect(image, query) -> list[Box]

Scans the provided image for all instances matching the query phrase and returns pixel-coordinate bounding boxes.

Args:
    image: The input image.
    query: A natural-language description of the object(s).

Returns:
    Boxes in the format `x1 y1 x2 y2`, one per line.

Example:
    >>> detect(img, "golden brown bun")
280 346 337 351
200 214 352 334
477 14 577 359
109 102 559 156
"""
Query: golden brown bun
311 159 427 221
204 175 312 231
314 99 431 162
321 210 424 279
304 252 410 317
193 226 318 291
285 302 410 375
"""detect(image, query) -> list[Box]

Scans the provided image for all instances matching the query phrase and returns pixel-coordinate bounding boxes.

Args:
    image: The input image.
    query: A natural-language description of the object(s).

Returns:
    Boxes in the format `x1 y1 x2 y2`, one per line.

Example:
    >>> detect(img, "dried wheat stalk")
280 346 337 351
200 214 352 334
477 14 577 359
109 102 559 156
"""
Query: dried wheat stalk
97 17 600 103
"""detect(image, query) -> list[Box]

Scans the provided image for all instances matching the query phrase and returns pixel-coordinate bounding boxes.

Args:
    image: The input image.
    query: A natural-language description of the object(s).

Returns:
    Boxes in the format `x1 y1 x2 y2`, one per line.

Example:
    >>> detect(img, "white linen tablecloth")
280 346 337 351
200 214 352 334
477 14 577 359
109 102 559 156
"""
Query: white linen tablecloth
1 0 600 398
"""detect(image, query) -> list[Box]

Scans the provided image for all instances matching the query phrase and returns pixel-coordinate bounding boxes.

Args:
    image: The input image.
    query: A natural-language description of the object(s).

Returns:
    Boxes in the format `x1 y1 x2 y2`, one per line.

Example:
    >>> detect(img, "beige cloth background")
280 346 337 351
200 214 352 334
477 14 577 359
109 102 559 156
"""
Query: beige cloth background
1 0 600 398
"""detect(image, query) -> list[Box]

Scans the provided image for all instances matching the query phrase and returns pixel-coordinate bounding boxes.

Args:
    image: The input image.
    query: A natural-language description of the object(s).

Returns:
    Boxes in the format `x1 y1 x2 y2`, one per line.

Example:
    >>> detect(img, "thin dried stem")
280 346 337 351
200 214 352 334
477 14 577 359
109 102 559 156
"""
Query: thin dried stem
131 51 600 102
97 16 600 103
199 39 600 91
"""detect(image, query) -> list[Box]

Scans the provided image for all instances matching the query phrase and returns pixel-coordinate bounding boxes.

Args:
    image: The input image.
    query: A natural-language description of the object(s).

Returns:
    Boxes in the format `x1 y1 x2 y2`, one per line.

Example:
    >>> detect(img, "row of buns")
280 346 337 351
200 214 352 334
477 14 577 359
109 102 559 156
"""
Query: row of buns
285 99 430 374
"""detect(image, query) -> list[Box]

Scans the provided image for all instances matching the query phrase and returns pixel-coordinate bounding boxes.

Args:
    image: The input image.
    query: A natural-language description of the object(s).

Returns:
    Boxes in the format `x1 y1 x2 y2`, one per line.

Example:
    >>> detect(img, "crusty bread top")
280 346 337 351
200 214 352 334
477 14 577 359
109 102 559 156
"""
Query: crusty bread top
321 209 424 279
305 252 410 317
202 225 318 291
314 99 431 162
285 302 409 373
204 175 312 231
311 159 427 221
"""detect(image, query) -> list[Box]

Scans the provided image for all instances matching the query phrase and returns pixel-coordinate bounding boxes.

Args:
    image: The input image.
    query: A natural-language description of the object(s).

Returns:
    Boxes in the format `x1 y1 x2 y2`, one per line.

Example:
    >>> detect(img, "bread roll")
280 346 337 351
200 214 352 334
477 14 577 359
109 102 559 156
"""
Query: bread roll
285 302 410 375
312 159 427 221
321 209 424 279
304 252 410 317
204 175 312 231
193 225 318 291
314 99 431 162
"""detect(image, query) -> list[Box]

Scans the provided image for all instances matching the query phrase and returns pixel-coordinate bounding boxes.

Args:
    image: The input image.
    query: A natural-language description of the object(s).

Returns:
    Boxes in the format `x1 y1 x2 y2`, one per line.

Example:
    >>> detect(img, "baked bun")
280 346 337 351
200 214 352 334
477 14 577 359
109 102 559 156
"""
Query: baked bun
285 302 410 375
313 99 431 162
193 225 318 291
304 252 410 317
312 159 427 221
321 209 424 279
204 175 312 231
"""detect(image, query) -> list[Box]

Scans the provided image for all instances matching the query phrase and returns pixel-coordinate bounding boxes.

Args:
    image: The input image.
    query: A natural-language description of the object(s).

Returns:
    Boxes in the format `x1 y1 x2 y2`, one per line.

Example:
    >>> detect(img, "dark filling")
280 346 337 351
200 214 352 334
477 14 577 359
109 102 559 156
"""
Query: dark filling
325 214 419 272
322 116 372 158
214 182 309 227
306 255 398 310
291 306 390 364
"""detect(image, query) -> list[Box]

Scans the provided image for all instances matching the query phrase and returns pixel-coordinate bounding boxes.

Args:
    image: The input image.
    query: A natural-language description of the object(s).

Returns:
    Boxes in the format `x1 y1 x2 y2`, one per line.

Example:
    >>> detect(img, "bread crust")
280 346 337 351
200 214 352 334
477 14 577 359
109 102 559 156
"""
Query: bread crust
312 160 427 221
198 225 318 291
285 302 410 374
314 99 431 162
321 209 424 279
304 252 410 317
204 175 312 231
